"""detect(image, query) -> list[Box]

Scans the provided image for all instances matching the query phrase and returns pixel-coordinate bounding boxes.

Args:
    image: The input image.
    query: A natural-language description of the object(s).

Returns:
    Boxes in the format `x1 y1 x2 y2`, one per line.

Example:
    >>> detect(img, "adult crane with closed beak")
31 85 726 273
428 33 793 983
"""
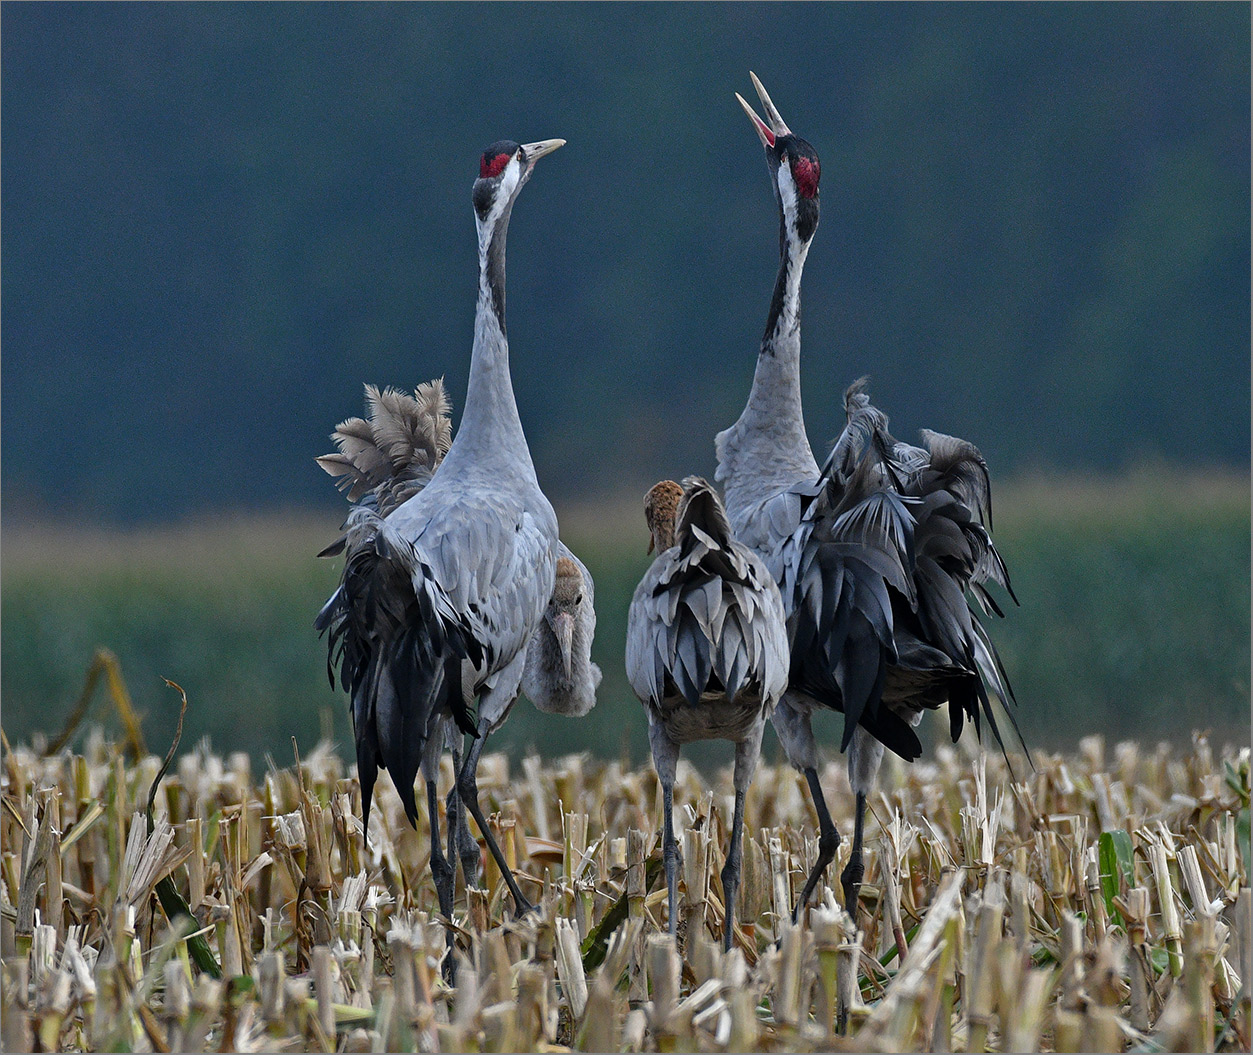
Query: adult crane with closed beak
317 138 567 936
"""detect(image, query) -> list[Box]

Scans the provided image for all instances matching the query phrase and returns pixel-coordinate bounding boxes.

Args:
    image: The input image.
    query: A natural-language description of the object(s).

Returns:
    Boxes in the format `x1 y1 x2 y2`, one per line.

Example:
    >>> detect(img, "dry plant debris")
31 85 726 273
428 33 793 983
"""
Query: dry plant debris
1 725 1248 1052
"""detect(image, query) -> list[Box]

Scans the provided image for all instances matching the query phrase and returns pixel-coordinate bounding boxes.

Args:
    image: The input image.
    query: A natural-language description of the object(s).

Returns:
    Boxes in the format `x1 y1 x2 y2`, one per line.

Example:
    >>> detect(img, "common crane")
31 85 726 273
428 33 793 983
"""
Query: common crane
715 74 1021 924
626 477 789 950
317 139 568 942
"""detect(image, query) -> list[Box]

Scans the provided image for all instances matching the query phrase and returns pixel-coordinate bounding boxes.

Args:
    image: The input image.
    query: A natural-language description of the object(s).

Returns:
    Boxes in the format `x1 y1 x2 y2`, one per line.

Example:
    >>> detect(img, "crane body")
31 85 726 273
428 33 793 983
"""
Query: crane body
715 74 1020 924
626 477 789 950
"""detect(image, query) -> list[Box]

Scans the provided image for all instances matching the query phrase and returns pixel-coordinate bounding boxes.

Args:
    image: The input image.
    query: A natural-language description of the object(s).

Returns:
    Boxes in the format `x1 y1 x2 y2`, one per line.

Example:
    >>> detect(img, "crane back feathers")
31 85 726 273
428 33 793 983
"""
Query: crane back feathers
784 380 1022 764
627 477 788 742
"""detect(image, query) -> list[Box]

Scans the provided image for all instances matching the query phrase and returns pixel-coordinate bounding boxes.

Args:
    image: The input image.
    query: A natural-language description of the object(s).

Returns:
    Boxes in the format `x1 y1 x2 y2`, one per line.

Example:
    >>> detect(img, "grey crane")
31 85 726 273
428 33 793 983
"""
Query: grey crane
626 477 789 950
714 74 1021 923
521 550 602 718
317 377 601 889
317 137 566 935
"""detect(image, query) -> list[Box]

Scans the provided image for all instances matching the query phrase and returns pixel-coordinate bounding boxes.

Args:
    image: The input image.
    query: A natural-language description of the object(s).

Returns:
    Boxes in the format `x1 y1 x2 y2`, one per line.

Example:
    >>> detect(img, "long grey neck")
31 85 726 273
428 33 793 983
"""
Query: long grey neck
716 227 817 512
439 202 538 484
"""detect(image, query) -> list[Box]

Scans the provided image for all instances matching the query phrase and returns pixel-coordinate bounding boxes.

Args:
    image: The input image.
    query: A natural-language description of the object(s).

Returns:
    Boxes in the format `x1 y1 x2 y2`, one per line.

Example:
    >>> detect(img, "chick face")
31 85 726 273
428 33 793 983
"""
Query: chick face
547 557 584 678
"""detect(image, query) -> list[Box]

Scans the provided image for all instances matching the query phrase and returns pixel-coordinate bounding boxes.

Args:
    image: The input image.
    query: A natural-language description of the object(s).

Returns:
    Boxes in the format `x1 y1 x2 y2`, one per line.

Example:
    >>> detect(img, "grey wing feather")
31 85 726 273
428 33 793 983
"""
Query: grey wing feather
782 379 1022 762
388 490 555 682
785 391 921 757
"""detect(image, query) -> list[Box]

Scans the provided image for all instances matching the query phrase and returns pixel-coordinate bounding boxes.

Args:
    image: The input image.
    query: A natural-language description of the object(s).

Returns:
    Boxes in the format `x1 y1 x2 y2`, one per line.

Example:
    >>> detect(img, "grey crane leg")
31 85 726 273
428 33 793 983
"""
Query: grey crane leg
446 752 460 884
720 786 747 952
840 792 867 920
661 782 681 936
457 722 536 917
447 745 481 886
650 724 683 936
792 766 841 923
426 779 457 983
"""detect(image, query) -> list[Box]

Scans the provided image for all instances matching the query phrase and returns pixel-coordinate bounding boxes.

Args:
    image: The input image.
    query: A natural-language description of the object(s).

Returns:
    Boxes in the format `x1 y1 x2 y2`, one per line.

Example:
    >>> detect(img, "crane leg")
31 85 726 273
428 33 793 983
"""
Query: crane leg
792 766 841 923
720 786 747 952
447 746 481 886
457 721 536 917
426 778 457 984
662 781 680 937
839 792 867 921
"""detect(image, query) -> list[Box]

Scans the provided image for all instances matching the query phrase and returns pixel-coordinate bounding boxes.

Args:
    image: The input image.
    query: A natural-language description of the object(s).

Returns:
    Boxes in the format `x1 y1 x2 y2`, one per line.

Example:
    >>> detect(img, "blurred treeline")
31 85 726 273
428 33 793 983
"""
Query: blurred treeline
2 3 1248 523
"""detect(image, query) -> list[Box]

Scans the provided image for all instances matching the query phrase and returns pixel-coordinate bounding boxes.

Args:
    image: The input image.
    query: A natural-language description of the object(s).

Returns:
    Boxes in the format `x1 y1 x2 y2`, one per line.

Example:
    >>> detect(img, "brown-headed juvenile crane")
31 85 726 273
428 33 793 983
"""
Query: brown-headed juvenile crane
316 138 568 944
714 74 1022 925
626 477 789 950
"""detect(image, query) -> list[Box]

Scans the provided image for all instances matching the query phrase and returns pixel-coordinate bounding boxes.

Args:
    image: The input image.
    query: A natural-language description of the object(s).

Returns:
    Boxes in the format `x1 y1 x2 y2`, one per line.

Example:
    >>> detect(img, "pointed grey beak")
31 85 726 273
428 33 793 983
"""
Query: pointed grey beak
521 139 566 170
736 71 792 147
551 611 575 679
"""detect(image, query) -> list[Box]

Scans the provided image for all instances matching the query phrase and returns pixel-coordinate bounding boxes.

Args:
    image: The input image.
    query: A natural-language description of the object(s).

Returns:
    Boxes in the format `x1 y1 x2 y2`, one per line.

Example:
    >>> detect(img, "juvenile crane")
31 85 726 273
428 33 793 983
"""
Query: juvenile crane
626 477 789 949
715 74 1020 922
317 138 567 933
521 550 602 718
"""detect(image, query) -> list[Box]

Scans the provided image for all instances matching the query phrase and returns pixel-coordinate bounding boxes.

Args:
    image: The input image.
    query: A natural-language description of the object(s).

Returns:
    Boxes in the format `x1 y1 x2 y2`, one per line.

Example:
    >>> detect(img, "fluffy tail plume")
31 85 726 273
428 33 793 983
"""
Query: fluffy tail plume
317 380 452 557
317 379 452 512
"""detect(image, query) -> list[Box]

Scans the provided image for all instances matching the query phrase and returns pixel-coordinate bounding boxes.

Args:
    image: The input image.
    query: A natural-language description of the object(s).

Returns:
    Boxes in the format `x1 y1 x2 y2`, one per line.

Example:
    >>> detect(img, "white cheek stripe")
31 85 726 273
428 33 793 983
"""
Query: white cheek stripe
774 163 809 333
777 162 799 224
476 158 523 250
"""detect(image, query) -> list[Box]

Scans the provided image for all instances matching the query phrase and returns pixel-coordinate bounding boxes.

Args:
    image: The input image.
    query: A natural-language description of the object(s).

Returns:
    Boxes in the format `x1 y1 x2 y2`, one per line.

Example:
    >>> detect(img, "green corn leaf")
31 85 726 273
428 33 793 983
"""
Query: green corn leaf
1098 829 1134 922
580 856 663 972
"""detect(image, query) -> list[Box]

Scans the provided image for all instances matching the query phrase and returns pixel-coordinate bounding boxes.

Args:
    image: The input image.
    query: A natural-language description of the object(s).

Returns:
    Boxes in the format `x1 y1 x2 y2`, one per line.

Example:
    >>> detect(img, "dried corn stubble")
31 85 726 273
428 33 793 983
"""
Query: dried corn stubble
0 730 1247 1052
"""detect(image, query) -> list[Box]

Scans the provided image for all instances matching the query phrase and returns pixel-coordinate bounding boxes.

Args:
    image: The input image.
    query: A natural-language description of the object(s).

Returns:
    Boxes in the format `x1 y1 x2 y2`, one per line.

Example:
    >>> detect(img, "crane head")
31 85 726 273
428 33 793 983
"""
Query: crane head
548 556 584 678
473 138 565 221
643 480 683 554
736 72 821 243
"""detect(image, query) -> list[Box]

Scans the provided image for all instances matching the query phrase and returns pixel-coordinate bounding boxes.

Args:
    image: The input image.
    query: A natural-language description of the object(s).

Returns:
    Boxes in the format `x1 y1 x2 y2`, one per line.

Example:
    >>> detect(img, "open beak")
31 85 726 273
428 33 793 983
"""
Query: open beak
521 138 566 171
552 611 574 679
735 71 792 148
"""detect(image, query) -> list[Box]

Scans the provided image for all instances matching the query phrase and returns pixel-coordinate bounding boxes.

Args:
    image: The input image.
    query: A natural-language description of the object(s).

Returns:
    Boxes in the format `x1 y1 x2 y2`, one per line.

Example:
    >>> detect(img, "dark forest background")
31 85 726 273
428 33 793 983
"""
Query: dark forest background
3 3 1248 522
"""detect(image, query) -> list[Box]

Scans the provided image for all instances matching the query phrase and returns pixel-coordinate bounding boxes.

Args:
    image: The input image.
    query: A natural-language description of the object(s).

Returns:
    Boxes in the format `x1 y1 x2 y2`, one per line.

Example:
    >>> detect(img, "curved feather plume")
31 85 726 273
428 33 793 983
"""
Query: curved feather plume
317 379 453 556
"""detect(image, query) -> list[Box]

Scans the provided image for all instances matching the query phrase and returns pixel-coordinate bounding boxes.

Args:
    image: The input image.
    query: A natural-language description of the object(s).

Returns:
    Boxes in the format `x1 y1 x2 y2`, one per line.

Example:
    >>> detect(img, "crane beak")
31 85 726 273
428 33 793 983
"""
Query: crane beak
551 611 575 679
521 139 566 171
736 71 792 148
